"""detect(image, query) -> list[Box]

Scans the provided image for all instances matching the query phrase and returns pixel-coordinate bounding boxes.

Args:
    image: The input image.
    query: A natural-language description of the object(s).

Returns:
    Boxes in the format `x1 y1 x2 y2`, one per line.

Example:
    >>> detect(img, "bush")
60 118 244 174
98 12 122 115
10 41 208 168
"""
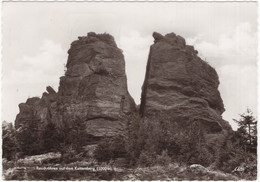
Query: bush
41 122 63 152
137 151 156 167
124 113 214 167
60 144 79 164
94 136 127 162
155 150 171 166
15 119 43 157
187 146 214 167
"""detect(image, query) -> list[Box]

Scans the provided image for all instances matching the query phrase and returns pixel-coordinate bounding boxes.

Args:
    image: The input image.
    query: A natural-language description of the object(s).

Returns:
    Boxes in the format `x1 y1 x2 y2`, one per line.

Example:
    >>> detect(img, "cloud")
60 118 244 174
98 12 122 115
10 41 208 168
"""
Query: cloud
191 22 257 68
3 40 67 85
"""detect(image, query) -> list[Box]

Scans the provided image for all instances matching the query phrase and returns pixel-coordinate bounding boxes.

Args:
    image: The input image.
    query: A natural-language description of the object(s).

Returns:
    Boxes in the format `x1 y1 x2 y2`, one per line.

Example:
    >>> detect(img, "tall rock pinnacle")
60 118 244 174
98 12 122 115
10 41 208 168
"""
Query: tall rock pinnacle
140 32 231 133
56 32 136 136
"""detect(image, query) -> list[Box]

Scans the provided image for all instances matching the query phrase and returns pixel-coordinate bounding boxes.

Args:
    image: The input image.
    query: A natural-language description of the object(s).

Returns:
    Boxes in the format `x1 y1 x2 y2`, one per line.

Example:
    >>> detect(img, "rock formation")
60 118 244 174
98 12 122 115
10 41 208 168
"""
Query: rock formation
140 32 231 133
15 32 136 138
14 31 231 146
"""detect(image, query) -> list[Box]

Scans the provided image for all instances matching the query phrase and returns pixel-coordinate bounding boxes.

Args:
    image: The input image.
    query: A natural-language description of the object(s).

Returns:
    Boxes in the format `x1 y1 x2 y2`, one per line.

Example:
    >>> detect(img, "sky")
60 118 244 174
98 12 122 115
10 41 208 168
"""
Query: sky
1 1 258 130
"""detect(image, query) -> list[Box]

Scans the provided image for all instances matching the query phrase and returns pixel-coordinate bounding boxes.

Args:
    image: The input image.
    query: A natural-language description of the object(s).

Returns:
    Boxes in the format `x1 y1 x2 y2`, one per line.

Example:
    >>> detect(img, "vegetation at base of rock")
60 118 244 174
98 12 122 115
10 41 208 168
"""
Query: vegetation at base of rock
90 110 257 179
123 113 216 167
15 118 44 156
2 117 90 159
2 121 17 161
2 109 257 180
94 136 127 162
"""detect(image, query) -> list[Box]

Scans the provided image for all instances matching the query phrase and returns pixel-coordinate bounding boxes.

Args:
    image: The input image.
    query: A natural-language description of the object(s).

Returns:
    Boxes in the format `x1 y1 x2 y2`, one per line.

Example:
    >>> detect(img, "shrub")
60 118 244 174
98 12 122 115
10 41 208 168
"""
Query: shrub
94 138 113 162
15 118 43 157
123 112 215 167
41 122 63 152
187 146 214 167
94 136 127 162
155 150 171 166
60 144 78 164
137 151 156 167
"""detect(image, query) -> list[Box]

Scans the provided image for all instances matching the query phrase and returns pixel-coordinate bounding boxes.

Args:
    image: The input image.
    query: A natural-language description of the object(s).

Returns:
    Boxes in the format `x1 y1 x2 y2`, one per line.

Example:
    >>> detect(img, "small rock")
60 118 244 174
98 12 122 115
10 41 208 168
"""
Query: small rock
17 152 61 165
46 86 56 94
190 164 209 174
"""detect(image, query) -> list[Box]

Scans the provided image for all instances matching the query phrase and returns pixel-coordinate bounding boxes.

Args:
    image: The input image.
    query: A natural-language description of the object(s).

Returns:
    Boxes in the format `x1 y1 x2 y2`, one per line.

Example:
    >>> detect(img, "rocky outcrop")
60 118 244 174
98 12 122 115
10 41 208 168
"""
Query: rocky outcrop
54 32 136 136
15 97 43 128
15 32 136 138
140 32 231 133
14 32 231 143
15 88 57 129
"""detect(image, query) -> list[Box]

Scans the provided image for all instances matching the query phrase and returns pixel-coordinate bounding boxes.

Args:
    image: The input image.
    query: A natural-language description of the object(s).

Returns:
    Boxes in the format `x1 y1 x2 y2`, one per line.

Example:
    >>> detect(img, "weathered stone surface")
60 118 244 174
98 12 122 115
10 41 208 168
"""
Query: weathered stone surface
14 32 136 138
140 32 231 133
53 32 136 135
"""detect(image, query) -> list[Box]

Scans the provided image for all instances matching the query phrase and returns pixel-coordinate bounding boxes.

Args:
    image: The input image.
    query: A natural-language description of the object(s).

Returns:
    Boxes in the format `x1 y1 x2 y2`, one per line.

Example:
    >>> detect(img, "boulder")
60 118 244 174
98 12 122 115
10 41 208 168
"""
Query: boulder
190 164 238 180
17 152 61 165
190 164 209 174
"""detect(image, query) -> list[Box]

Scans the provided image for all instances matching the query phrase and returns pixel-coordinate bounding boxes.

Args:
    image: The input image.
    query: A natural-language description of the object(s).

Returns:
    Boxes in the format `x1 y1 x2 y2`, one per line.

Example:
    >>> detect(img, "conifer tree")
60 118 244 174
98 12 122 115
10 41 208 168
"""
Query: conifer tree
233 109 257 153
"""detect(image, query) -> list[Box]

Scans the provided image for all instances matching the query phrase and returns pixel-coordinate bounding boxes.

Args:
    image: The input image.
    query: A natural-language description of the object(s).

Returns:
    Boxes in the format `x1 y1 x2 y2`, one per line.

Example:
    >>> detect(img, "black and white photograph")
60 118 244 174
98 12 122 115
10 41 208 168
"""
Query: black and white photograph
1 0 258 180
